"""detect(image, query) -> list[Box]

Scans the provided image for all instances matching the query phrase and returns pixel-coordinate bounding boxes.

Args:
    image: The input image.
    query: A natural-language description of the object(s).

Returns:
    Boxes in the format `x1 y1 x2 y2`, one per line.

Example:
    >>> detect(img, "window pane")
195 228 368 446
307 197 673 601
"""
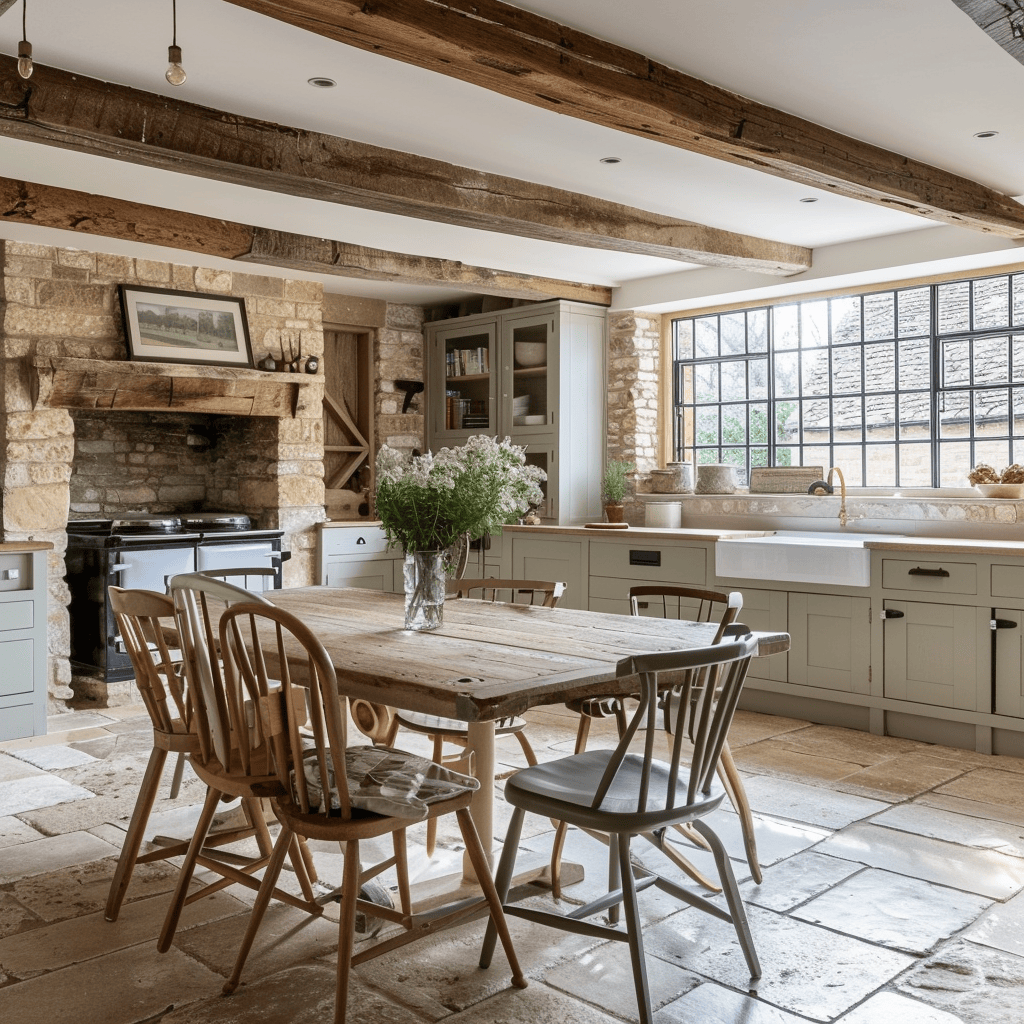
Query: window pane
869 445 896 486
898 337 930 390
696 448 721 465
802 349 830 395
722 405 748 445
674 319 693 360
897 287 930 337
749 403 769 447
720 361 747 401
973 276 1010 330
974 388 1009 434
938 281 970 334
864 292 895 341
721 312 746 355
938 442 971 486
722 448 747 482
942 340 969 387
831 296 861 343
775 304 799 350
975 438 1010 471
974 336 1009 385
695 363 719 402
801 400 829 446
748 357 769 400
696 406 720 445
801 300 829 348
1013 336 1024 382
750 447 769 468
695 316 718 358
865 394 896 439
774 351 799 397
775 446 798 467
834 452 863 485
1015 387 1024 441
748 309 768 352
833 397 863 440
804 446 831 471
900 394 930 439
775 401 799 443
832 345 862 393
939 390 971 436
864 342 895 392
1014 275 1024 327
899 444 932 486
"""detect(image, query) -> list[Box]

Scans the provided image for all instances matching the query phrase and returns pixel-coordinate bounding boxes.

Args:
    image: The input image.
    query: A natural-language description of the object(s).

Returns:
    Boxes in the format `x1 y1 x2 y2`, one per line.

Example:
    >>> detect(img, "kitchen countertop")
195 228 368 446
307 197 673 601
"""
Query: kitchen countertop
864 537 1024 556
0 541 53 552
503 524 769 541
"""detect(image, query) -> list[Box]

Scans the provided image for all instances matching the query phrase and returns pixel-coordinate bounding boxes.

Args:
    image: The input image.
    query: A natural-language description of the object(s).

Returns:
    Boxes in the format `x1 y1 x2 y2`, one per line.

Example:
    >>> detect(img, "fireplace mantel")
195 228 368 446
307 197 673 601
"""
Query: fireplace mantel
30 356 322 418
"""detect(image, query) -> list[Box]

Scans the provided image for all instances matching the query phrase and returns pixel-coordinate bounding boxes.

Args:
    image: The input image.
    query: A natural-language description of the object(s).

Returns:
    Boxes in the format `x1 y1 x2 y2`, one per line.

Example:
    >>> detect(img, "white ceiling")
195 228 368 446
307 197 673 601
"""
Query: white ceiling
0 0 1022 308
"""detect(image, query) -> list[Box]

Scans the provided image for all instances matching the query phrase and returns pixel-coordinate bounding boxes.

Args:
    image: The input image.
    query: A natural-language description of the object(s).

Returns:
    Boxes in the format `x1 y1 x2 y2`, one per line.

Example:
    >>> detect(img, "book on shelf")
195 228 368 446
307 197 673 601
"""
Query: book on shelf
447 346 490 377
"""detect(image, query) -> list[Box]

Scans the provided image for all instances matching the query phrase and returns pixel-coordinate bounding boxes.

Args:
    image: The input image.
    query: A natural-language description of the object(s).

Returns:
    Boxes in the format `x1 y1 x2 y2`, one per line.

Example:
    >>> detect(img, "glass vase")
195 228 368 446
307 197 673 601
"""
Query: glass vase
403 550 446 631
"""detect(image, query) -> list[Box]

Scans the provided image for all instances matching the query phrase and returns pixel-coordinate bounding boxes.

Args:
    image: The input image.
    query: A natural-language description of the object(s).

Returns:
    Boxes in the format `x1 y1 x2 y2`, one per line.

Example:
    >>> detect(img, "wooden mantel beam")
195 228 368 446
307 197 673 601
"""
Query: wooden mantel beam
223 0 1024 239
0 57 809 275
0 176 612 304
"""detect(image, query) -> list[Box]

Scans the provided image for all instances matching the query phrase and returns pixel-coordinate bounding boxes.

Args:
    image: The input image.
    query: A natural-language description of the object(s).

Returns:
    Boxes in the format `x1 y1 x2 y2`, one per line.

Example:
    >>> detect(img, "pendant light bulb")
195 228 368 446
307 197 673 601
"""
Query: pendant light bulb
17 39 33 80
165 43 186 86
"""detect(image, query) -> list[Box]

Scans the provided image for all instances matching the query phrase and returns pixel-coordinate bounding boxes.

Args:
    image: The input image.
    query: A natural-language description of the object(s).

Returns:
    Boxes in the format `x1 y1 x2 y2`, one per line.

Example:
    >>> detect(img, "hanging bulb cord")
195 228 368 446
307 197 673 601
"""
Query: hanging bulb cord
171 0 177 48
21 0 26 43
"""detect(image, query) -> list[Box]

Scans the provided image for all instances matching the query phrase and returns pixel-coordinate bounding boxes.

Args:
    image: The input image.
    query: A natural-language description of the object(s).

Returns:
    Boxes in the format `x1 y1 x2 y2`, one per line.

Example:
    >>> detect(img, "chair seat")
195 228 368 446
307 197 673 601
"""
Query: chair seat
395 709 527 737
505 749 724 833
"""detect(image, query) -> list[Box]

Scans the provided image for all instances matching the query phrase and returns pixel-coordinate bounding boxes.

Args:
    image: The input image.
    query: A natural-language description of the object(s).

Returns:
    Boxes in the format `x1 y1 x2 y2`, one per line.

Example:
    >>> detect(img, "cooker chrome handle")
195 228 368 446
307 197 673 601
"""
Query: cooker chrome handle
110 562 130 574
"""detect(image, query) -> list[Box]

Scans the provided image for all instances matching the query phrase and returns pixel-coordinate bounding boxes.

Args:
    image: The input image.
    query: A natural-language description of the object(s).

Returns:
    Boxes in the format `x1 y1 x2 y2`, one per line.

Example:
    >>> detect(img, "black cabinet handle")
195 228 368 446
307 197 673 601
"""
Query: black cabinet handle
882 608 905 619
908 566 949 577
992 618 1018 630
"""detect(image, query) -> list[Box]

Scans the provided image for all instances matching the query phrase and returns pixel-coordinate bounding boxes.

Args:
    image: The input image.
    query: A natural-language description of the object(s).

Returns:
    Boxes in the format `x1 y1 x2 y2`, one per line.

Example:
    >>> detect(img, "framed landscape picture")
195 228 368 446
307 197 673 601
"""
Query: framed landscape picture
118 285 254 368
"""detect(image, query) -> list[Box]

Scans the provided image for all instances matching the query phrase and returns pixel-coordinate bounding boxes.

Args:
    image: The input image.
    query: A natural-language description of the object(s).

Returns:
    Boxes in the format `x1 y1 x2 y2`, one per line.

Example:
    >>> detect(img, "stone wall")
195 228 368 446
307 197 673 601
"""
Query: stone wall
0 241 327 709
607 310 661 524
375 303 426 454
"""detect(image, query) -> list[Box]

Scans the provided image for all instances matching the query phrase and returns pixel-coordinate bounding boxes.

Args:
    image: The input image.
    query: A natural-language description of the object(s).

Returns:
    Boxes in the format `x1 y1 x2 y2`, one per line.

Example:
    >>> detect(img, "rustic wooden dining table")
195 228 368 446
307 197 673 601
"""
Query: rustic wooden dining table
267 585 791 883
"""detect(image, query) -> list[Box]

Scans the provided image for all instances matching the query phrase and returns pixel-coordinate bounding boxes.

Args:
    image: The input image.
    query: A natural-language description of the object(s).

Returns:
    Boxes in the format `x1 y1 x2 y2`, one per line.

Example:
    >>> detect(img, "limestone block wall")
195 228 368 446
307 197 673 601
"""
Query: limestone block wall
0 241 326 708
375 303 426 454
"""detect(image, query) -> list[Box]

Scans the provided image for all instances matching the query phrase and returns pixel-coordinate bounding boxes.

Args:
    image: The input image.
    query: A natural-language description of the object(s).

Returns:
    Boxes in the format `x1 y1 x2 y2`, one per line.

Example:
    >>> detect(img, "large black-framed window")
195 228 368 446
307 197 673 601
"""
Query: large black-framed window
671 271 1024 486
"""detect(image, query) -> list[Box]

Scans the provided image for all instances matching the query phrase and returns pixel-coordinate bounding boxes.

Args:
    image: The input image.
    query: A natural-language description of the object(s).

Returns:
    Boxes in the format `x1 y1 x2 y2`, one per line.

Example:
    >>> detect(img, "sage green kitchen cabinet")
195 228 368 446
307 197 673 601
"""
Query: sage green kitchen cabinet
0 547 49 740
731 587 789 686
317 524 401 593
506 534 587 609
993 607 1024 718
788 592 871 694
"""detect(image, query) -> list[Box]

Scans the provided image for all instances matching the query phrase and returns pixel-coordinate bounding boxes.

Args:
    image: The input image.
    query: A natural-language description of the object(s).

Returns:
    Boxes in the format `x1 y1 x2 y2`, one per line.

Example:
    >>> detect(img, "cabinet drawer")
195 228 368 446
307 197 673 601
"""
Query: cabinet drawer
992 564 1024 600
0 553 31 592
0 702 35 741
0 600 33 632
320 526 390 558
881 558 976 595
323 561 394 591
0 638 33 696
590 542 705 585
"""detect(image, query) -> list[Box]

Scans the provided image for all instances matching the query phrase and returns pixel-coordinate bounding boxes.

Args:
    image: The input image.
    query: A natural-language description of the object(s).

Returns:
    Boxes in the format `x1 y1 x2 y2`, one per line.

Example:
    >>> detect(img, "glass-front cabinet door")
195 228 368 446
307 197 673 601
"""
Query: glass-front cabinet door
501 312 556 436
431 321 497 441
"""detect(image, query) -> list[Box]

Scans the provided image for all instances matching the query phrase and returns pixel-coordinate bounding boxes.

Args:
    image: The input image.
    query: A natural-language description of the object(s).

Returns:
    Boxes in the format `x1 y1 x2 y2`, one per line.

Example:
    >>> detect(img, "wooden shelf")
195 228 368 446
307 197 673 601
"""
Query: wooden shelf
446 373 489 383
513 365 548 376
30 356 321 418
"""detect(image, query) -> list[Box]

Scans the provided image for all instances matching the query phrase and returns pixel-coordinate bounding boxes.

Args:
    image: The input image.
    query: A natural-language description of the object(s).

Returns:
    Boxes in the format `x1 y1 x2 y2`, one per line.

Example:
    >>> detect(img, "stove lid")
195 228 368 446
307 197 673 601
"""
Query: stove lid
179 513 253 532
109 515 184 535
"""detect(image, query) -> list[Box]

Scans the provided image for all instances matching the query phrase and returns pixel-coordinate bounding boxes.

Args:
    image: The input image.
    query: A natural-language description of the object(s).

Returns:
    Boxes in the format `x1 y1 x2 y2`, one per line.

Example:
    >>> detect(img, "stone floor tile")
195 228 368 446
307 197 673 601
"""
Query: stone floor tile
0 830 117 885
730 741 865 785
645 904 913 1022
70 734 119 759
917 792 1024 828
792 868 991 954
660 981 810 1023
0 773 95 817
832 753 970 801
0 892 44 940
0 726 111 752
870 802 1024 859
45 710 116 732
962 887 1024 957
543 938 702 1021
836 991 965 1023
721 710 812 748
703 811 830 870
934 768 1024 812
0 940 223 1024
444 982 618 1024
739 775 889 829
922 745 1024 775
0 889 245 977
0 751 46 783
896 940 1024 1024
741 851 862 912
768 724 927 765
12 743 100 770
0 814 44 850
815 823 1024 899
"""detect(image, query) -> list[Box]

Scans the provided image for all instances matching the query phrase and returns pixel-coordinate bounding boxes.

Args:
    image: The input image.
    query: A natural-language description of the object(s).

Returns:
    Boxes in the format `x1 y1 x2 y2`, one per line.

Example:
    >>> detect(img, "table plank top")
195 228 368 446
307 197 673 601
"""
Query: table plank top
267 586 790 723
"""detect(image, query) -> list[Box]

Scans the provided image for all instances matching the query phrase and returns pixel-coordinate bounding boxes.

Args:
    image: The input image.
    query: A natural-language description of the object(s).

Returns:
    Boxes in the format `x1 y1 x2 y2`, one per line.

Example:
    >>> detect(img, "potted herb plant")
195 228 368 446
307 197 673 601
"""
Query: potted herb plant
603 459 635 524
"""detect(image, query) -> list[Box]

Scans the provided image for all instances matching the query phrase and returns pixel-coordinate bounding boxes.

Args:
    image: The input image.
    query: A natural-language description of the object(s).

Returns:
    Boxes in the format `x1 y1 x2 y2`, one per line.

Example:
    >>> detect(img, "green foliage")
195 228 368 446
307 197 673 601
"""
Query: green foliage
694 402 796 468
603 459 635 504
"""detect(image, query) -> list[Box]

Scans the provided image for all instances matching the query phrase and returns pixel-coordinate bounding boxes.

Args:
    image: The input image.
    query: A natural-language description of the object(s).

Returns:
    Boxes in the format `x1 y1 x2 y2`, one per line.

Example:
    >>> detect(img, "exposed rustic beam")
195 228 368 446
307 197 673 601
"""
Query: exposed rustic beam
223 0 1024 238
950 1 1024 66
0 176 611 304
0 1 18 18
0 57 810 274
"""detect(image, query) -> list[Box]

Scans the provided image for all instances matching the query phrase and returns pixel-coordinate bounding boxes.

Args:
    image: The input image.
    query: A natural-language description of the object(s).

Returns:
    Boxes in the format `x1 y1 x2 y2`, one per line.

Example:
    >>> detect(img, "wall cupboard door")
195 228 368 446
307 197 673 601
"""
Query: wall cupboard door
883 600 984 710
993 607 1024 717
788 593 871 694
429 321 498 442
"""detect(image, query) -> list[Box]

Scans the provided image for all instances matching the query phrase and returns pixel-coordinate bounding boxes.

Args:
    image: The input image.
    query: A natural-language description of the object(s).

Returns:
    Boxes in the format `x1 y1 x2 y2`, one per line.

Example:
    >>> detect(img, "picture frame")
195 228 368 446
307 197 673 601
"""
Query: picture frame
118 285 254 368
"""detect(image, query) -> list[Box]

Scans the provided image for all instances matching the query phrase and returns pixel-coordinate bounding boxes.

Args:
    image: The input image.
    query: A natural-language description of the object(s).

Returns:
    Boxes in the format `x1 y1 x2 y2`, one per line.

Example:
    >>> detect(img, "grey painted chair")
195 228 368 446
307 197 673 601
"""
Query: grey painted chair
480 635 762 1024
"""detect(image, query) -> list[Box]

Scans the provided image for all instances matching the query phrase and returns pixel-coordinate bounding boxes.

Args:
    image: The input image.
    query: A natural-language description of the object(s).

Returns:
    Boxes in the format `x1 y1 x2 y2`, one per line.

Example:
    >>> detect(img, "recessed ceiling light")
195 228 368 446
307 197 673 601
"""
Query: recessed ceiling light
799 197 818 203
599 156 621 164
308 77 337 88
974 130 999 139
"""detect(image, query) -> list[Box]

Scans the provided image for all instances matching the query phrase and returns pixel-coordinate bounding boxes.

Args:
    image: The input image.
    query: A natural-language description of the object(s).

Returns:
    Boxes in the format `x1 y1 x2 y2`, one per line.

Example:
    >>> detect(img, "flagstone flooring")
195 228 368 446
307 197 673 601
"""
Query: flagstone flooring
3 701 1024 1023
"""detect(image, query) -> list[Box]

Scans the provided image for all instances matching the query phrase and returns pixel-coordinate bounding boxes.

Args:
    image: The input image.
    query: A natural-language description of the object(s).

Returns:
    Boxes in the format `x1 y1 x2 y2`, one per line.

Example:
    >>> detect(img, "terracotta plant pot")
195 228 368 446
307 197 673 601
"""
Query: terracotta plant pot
604 502 625 524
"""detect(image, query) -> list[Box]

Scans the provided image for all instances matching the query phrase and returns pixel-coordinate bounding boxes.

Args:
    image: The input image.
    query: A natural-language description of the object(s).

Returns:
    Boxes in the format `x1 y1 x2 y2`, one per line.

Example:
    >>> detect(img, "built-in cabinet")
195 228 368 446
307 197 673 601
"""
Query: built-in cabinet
318 524 402 593
0 545 49 740
425 300 606 524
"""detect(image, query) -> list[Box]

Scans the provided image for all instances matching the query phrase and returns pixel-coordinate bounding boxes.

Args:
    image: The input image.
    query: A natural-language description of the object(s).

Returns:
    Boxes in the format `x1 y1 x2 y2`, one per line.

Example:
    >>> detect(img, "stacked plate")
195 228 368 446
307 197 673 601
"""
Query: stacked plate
512 395 530 416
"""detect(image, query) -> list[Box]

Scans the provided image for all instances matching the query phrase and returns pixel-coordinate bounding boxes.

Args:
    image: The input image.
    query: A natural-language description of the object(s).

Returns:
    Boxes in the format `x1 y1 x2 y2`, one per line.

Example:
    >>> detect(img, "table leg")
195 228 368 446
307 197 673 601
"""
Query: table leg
464 720 495 881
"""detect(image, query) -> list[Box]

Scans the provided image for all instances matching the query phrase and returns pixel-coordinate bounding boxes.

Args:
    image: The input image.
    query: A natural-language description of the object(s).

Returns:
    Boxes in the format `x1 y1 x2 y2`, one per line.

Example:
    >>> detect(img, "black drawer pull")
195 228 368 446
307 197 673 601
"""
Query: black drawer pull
629 550 661 567
992 618 1018 630
908 566 949 577
882 608 905 619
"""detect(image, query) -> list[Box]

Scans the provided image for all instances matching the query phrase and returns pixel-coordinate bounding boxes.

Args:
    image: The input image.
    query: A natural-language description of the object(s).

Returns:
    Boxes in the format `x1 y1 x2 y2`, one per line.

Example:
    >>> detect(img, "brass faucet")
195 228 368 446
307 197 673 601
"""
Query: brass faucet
807 466 849 527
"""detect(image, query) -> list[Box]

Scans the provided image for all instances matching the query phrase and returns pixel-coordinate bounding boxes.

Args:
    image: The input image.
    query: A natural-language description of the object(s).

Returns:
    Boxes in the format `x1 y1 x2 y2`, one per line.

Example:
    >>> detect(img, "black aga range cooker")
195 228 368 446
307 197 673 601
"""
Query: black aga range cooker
66 513 287 682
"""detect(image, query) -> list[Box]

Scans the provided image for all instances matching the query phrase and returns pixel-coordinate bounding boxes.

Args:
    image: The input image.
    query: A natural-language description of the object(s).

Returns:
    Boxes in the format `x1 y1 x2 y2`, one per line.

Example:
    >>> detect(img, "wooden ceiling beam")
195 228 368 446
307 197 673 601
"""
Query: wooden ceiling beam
950 1 1024 66
0 57 809 275
0 176 612 304
223 0 1024 239
0 1 18 18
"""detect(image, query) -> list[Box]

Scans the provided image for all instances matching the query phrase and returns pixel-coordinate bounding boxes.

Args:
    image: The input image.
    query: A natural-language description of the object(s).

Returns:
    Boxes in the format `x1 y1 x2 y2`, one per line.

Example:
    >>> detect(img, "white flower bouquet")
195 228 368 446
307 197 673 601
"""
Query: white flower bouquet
375 435 546 555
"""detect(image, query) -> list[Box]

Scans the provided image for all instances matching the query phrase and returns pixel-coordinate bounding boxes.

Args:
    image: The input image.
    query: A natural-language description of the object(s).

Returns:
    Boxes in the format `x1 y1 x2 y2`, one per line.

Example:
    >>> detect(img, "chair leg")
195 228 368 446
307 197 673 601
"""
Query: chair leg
426 733 444 858
158 786 221 953
479 805 525 969
458 807 526 989
617 831 654 1024
335 839 363 1024
393 827 412 917
692 819 761 979
512 729 538 767
608 837 622 926
105 745 168 922
550 712 594 899
718 742 762 884
169 750 186 799
222 827 294 994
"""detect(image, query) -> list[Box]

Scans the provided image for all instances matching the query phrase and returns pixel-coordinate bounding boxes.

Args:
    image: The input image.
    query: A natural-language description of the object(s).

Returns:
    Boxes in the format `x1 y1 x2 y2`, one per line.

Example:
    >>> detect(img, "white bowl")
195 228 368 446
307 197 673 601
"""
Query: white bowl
514 341 547 368
976 483 1024 498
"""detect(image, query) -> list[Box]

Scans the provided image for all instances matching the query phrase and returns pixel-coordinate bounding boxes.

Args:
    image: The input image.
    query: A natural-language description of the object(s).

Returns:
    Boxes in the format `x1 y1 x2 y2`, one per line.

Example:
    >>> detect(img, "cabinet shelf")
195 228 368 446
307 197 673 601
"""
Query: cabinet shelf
446 373 489 383
513 365 548 376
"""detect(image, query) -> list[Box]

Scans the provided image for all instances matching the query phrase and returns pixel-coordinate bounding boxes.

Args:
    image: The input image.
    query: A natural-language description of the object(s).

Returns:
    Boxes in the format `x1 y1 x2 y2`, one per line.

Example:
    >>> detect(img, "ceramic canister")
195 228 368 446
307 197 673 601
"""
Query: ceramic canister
695 463 738 494
645 501 682 528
